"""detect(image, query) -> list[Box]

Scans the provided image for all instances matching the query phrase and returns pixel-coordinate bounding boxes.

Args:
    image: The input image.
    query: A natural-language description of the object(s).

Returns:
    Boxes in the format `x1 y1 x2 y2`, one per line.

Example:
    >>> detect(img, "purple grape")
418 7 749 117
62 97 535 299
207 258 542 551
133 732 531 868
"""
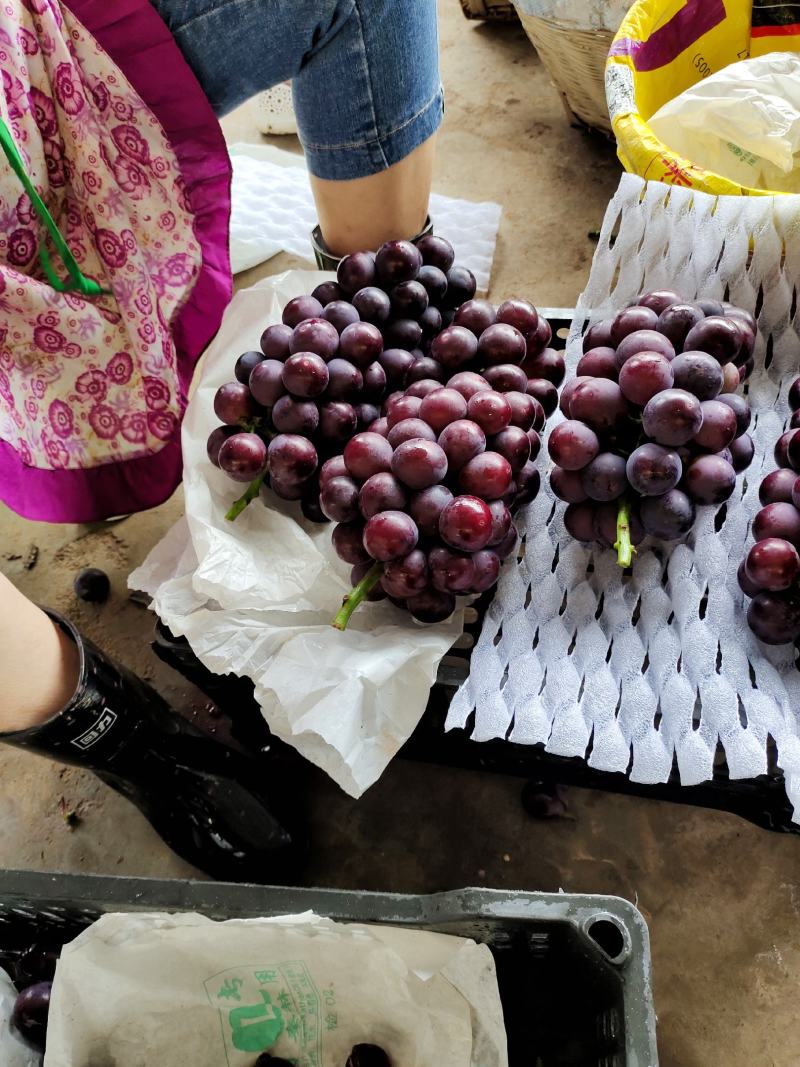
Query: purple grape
693 399 737 452
526 378 558 416
324 358 363 401
290 317 340 360
548 420 600 470
406 485 452 538
492 425 531 471
260 323 294 361
494 520 519 559
392 438 448 489
471 549 501 592
789 376 800 409
477 323 527 367
282 352 329 398
311 280 346 305
271 395 318 435
459 451 513 500
356 361 384 403
775 430 797 469
267 433 318 483
11 981 51 1050
363 509 419 560
496 298 538 339
343 431 393 481
407 588 456 623
318 401 358 444
581 452 627 501
322 300 361 333
669 350 724 400
417 264 449 304
320 475 360 522
618 351 674 405
369 416 389 437
483 364 528 393
505 390 540 431
235 350 265 384
527 314 552 356
637 289 681 314
723 302 757 334
467 391 512 434
569 378 629 432
382 549 429 598
754 502 800 548
379 347 416 386
375 240 422 286
747 590 800 644
439 495 493 551
640 489 696 539
454 299 497 337
615 330 676 368
359 472 407 518
430 325 478 371
383 318 423 351
207 425 235 467
760 469 798 505
337 251 376 294
656 302 705 349
642 389 703 446
349 561 387 600
419 387 468 433
406 377 445 399
522 347 565 386
439 418 486 470
447 371 491 400
695 297 724 316
593 501 645 549
214 382 258 425
564 502 596 542
551 466 588 503
282 295 323 328
417 234 455 272
320 457 348 490
430 546 476 593
745 537 800 592
419 305 443 341
484 499 512 545
576 347 618 380
218 433 267 482
610 305 659 345
390 280 429 318
442 266 477 309
406 356 445 384
247 360 284 408
339 322 384 369
716 393 751 436
582 319 614 352
626 443 682 496
352 286 392 325
683 316 742 364
560 376 591 417
333 521 370 564
356 402 380 430
684 454 736 505
386 394 422 427
738 558 763 596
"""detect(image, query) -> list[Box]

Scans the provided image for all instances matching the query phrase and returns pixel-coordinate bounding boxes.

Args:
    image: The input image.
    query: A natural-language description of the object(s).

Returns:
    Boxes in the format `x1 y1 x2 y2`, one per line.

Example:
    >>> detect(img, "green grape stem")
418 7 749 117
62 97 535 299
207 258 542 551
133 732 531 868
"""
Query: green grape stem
332 562 384 631
615 499 634 569
225 472 267 522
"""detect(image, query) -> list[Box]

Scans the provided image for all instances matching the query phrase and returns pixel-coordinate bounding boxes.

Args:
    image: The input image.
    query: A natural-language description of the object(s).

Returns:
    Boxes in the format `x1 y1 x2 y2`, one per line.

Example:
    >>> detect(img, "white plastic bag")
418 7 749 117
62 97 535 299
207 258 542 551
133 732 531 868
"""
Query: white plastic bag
43 912 508 1067
129 271 464 798
513 0 630 32
649 52 800 192
0 968 41 1067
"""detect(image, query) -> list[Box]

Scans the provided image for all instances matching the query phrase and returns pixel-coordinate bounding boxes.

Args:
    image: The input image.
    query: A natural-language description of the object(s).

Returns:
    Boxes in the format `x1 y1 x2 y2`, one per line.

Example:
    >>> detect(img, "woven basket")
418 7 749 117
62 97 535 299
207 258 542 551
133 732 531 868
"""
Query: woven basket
516 11 613 132
459 0 518 21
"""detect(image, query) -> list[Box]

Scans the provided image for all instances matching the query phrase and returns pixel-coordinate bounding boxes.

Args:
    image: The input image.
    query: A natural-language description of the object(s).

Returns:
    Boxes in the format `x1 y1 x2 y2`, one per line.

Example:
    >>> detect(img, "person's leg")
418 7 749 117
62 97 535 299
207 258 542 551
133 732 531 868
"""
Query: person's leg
150 0 442 253
0 573 79 732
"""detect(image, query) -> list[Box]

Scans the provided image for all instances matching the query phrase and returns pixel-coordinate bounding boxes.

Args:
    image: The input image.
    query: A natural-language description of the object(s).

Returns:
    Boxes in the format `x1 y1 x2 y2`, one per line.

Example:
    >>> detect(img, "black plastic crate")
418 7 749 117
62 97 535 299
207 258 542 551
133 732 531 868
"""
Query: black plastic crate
0 869 657 1067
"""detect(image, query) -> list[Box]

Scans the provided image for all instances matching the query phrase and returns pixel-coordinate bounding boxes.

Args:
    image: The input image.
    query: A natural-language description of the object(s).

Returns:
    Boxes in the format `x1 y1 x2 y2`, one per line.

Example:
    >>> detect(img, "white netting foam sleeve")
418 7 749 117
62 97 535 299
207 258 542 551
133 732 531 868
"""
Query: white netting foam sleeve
449 174 800 819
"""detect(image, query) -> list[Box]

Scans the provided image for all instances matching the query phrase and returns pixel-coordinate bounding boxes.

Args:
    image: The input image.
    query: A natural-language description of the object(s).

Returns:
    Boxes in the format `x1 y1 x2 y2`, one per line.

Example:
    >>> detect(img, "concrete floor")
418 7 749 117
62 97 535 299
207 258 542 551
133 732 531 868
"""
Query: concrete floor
1 5 799 1065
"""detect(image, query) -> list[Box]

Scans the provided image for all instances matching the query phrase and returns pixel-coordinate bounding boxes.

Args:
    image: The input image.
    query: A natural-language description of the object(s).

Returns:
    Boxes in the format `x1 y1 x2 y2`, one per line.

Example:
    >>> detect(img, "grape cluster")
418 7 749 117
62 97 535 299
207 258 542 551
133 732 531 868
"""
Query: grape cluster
738 374 800 645
329 368 543 628
549 290 756 564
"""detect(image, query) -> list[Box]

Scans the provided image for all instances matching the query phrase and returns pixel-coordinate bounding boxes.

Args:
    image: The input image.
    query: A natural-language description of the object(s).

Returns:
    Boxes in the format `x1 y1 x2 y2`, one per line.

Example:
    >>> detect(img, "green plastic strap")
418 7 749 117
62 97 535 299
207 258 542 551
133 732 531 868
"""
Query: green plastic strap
0 117 108 296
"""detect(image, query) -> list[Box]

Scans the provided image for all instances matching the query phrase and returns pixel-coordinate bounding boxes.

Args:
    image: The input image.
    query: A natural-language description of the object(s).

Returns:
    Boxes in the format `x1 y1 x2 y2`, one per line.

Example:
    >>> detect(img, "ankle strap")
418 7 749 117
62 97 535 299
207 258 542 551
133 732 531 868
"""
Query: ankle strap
310 215 434 271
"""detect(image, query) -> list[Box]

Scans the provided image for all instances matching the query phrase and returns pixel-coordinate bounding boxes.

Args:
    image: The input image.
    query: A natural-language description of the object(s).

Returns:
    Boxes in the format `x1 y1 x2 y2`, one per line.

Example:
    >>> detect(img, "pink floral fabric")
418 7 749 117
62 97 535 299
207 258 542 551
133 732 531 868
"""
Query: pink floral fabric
0 0 202 473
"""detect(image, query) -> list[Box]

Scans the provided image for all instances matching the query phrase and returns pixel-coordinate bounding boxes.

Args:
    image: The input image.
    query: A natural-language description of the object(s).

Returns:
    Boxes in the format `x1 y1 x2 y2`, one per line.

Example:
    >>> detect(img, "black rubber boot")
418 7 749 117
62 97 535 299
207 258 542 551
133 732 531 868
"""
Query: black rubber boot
1 613 297 883
310 215 434 271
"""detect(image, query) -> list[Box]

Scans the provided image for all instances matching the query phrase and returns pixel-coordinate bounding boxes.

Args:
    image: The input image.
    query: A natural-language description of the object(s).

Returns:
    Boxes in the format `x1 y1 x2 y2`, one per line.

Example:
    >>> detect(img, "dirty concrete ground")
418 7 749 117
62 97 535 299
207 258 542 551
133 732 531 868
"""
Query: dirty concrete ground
1 6 798 1066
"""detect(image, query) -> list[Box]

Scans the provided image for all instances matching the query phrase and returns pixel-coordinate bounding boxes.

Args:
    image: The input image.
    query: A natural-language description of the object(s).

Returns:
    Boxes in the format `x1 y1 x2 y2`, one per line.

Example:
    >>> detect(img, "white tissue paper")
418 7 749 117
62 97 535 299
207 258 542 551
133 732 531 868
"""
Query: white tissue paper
649 53 800 192
0 968 41 1067
129 270 463 798
43 911 508 1067
229 144 502 291
450 174 800 819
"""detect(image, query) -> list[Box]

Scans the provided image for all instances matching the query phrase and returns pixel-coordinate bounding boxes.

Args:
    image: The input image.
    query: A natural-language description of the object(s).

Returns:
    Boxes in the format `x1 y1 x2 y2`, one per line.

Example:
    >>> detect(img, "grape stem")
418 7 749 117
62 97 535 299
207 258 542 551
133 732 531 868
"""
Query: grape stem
225 472 267 522
332 562 384 631
615 499 634 569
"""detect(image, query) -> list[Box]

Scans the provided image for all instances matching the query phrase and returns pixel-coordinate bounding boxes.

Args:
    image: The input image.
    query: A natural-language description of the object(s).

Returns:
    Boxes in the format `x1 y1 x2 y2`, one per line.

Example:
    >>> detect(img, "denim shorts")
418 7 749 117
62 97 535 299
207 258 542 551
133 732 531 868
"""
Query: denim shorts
150 0 443 181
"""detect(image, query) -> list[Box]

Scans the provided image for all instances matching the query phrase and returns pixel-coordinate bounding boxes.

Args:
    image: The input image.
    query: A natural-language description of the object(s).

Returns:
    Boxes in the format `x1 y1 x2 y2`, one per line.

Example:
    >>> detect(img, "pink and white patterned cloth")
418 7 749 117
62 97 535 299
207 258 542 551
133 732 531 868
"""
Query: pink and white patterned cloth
0 0 232 522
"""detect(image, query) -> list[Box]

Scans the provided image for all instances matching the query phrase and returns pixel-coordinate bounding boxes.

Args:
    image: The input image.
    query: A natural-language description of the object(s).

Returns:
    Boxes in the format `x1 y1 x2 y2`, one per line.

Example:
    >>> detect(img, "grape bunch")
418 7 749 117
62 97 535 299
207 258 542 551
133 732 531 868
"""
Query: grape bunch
549 290 756 565
738 374 800 645
327 370 542 628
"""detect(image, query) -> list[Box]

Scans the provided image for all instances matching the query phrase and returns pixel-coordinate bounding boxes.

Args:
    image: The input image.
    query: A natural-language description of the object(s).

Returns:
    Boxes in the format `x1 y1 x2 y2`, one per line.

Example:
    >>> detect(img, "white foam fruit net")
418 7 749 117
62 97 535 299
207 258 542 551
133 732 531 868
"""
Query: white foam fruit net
449 174 800 819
